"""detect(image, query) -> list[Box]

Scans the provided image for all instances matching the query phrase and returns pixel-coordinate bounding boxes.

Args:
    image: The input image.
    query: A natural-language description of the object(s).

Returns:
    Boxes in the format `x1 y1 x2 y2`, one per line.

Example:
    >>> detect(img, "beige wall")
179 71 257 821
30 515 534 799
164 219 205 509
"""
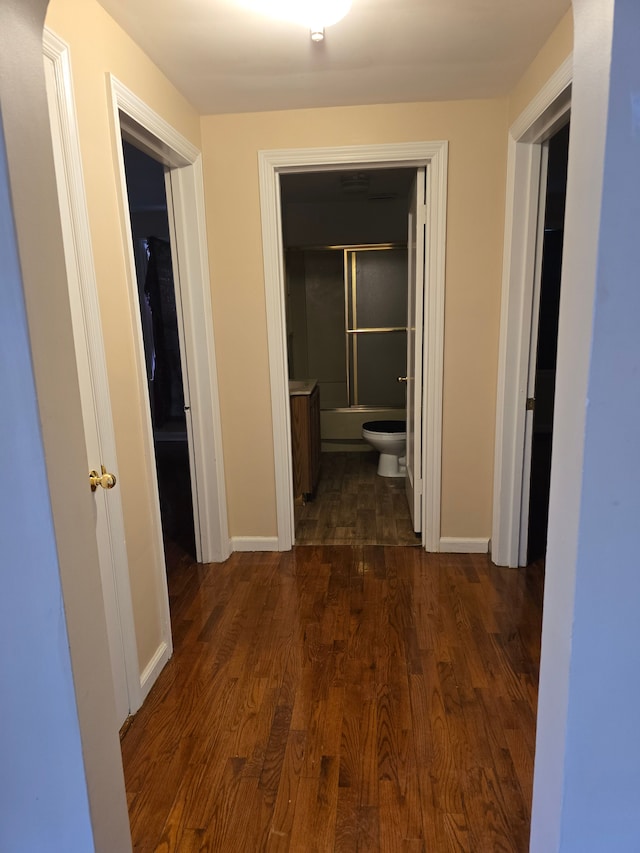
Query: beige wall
45 0 202 670
41 2 574 629
201 99 509 540
509 9 574 125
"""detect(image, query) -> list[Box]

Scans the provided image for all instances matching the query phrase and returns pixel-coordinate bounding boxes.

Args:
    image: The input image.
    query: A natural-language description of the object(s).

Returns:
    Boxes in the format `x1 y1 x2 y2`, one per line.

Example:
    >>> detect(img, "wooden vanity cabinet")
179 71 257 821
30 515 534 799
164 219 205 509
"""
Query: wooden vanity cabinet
290 382 321 500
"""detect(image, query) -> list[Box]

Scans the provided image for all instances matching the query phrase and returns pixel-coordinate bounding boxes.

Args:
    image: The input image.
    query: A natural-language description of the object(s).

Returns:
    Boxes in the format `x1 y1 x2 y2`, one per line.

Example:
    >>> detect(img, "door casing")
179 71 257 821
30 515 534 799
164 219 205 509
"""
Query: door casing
491 55 572 567
109 76 229 566
258 142 448 551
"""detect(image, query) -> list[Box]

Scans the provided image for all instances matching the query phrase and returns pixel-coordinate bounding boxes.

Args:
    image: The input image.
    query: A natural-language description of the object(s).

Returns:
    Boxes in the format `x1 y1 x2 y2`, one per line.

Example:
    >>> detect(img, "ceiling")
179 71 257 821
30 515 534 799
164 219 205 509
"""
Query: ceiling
97 0 571 115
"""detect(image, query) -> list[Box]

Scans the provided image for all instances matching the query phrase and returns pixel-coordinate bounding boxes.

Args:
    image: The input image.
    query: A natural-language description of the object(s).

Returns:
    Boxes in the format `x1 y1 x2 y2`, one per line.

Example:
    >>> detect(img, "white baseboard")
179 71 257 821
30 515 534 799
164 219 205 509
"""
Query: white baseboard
139 641 171 703
231 536 280 552
232 536 489 554
439 537 490 554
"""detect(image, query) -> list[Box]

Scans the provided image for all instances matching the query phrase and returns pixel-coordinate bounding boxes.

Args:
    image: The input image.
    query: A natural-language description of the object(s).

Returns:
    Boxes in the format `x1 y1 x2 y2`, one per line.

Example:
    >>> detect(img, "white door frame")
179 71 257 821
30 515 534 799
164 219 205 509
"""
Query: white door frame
491 56 572 567
406 167 427 533
108 75 230 569
258 142 448 552
43 30 142 717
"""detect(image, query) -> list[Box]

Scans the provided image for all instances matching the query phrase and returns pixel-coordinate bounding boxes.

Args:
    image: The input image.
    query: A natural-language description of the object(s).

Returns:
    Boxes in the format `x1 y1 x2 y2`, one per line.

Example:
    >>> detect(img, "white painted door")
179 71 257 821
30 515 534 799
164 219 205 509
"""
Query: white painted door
518 144 549 565
44 34 139 727
405 167 427 533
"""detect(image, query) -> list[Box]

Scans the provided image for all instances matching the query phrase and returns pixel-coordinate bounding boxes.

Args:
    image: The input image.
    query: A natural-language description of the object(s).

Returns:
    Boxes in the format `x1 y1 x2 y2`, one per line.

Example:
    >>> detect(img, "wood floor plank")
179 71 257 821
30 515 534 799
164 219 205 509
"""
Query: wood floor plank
266 729 306 850
121 544 544 851
295 452 420 546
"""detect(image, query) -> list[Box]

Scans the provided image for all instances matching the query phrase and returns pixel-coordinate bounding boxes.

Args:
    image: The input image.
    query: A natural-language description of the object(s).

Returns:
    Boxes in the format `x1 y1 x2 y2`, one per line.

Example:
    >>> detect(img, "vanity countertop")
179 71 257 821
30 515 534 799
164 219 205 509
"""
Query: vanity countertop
289 379 318 396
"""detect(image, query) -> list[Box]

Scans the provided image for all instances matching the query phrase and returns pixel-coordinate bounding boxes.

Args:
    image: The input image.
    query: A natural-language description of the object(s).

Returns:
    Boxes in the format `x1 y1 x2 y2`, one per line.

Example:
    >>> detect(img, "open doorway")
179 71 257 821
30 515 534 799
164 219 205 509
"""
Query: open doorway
522 122 570 564
47 71 229 720
121 141 197 560
280 168 421 546
259 142 447 553
490 57 571 569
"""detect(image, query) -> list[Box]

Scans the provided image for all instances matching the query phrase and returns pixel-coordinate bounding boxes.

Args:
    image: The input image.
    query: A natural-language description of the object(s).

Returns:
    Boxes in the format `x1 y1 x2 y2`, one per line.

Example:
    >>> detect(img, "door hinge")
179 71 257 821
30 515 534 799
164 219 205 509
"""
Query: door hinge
526 397 535 412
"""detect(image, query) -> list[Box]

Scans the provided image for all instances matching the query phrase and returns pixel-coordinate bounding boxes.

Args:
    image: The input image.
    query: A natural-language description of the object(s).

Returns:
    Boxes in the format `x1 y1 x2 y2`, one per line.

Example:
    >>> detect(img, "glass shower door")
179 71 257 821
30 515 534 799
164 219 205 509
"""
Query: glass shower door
345 246 408 408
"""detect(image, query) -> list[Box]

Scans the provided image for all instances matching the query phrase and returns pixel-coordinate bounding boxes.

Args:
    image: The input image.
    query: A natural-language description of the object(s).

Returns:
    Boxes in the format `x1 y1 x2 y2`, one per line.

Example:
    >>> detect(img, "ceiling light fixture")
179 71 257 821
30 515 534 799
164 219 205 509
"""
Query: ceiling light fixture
239 0 352 40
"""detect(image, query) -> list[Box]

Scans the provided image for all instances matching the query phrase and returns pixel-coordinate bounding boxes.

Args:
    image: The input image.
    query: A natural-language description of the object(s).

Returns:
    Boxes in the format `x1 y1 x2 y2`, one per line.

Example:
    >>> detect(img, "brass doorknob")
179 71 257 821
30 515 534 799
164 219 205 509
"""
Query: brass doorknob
89 465 117 492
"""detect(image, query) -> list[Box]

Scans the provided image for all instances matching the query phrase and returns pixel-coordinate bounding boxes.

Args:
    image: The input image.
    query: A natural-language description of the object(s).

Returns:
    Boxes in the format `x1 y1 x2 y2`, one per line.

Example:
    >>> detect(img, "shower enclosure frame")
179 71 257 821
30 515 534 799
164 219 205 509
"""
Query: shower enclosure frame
344 244 408 409
287 242 408 412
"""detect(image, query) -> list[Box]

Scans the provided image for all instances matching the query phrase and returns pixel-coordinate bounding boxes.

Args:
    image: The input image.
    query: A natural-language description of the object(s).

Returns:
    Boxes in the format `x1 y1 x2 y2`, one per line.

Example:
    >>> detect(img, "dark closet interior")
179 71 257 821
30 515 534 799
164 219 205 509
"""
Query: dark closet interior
527 122 570 563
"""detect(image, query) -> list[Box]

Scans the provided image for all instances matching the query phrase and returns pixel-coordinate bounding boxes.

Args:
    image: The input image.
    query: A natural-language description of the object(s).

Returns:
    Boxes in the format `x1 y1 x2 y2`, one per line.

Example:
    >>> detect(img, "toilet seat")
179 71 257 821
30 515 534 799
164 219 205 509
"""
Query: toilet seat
362 420 406 436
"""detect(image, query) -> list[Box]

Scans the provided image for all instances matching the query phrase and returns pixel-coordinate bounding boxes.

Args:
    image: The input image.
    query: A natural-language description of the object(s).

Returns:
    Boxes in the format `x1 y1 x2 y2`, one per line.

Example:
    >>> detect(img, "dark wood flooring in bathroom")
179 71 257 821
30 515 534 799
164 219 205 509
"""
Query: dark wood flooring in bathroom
295 451 421 546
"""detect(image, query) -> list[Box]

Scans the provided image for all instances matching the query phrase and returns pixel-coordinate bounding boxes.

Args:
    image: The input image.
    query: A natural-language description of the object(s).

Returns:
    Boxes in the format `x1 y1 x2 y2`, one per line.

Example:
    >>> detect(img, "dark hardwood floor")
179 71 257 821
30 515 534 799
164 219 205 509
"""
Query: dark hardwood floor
121 545 544 852
295 452 420 546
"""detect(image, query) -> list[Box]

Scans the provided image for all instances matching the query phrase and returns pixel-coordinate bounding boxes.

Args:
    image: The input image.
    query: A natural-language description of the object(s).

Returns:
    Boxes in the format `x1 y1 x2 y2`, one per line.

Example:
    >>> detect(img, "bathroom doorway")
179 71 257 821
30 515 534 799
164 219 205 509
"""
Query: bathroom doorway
121 140 197 560
280 168 420 546
260 141 447 553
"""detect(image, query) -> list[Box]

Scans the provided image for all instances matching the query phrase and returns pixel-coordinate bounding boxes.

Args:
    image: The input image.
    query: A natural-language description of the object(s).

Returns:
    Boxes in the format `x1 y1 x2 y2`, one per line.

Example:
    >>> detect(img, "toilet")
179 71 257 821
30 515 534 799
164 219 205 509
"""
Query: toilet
362 420 407 478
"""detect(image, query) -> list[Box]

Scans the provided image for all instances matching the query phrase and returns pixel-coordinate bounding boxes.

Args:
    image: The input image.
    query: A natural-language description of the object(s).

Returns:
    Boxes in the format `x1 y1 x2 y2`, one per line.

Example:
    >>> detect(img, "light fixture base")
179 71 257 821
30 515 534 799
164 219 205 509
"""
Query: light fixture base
311 27 325 42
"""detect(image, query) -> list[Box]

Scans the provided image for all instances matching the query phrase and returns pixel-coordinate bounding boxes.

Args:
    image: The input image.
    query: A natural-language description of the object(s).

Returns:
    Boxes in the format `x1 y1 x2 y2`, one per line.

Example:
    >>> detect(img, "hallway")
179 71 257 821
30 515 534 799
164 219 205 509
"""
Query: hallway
121 545 543 851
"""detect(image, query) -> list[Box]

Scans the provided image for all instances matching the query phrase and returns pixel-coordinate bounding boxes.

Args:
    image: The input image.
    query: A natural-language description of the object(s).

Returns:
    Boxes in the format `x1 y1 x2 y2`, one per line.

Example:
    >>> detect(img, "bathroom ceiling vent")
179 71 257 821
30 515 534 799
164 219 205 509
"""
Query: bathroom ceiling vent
340 172 370 194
